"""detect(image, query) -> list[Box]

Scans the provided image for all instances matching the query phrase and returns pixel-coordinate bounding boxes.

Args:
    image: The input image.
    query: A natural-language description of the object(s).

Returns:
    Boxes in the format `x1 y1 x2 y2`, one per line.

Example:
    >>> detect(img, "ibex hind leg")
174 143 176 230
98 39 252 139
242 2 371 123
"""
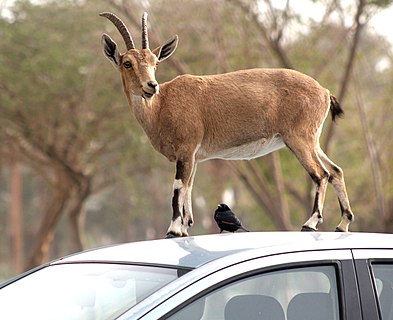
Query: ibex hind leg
318 149 354 232
285 139 330 231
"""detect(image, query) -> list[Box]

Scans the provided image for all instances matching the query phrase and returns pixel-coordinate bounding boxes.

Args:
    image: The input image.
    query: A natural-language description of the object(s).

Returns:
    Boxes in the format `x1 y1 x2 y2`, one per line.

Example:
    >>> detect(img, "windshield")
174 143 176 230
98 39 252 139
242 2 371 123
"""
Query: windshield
0 263 179 320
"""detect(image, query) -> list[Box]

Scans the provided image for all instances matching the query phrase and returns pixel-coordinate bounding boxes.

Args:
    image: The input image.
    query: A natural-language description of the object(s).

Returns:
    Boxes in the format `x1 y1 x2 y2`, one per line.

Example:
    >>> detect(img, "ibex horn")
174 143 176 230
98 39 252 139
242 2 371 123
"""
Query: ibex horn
99 12 135 50
141 12 149 49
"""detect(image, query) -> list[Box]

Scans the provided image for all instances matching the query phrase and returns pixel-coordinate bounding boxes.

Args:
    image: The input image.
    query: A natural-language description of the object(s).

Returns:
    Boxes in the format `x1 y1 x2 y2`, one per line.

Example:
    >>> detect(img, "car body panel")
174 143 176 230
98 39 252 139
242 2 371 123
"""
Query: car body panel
55 232 393 269
2 232 393 320
352 249 393 260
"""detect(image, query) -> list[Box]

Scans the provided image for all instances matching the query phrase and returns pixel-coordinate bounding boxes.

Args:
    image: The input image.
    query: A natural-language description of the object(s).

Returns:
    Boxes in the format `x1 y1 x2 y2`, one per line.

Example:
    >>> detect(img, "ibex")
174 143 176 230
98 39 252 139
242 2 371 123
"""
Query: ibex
100 11 354 236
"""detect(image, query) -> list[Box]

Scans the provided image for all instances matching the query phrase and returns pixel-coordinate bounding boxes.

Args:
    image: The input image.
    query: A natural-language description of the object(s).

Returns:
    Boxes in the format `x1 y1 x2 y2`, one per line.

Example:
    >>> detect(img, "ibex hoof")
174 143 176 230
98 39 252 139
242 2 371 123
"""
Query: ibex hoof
335 227 347 232
301 226 317 232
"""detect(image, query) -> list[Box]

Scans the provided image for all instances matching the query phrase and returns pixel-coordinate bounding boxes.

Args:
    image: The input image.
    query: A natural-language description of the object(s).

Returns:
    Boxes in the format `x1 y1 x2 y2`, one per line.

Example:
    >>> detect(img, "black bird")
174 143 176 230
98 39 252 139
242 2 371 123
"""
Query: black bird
214 203 250 233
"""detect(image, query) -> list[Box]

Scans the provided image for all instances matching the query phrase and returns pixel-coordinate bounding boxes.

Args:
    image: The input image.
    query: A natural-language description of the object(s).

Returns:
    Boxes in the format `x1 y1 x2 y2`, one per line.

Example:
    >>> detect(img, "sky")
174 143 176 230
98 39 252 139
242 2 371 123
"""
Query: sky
369 5 393 44
265 0 393 45
1 0 392 44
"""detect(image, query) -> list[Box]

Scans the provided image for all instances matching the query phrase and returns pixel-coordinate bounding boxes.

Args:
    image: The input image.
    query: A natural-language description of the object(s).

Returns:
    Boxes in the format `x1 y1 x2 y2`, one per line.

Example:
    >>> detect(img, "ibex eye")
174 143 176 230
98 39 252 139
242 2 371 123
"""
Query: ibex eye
123 61 132 69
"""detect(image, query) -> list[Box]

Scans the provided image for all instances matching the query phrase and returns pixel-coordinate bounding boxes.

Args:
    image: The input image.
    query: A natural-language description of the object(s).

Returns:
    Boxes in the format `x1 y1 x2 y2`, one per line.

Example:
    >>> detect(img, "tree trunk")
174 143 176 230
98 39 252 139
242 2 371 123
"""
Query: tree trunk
270 153 292 229
355 87 387 229
68 177 91 253
9 160 24 274
323 0 366 153
68 205 85 253
25 174 71 270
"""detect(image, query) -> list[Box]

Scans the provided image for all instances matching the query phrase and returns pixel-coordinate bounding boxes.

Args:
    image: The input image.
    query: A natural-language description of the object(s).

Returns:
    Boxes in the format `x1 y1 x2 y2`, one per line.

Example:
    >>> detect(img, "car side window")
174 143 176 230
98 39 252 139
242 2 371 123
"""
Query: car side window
372 264 393 320
167 265 340 320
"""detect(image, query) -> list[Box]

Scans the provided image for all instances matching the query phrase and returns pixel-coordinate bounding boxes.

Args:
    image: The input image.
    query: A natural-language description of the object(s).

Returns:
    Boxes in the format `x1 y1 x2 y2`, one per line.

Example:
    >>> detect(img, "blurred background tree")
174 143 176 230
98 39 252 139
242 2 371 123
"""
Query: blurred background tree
0 0 392 278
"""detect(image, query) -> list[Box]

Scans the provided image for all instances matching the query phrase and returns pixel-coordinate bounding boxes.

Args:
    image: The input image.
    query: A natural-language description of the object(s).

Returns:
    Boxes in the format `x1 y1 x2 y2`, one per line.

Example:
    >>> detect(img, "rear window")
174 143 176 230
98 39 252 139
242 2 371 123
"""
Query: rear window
372 264 393 320
0 263 179 320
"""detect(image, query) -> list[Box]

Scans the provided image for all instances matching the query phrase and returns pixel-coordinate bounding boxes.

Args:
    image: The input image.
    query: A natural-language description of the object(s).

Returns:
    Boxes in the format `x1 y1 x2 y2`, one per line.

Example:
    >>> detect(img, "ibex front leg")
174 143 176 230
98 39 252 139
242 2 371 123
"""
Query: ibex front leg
182 164 197 235
167 157 195 238
302 170 329 231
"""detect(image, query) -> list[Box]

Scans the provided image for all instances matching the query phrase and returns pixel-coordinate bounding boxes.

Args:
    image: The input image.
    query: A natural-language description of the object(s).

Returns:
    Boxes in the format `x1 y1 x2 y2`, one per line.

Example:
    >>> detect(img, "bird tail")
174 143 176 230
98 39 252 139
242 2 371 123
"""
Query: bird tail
240 226 250 232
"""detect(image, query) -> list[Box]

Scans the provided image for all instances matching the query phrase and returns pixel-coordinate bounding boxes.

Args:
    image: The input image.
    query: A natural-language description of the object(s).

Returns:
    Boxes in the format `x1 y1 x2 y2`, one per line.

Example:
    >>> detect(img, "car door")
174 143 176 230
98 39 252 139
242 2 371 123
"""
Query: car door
132 249 362 320
353 249 393 320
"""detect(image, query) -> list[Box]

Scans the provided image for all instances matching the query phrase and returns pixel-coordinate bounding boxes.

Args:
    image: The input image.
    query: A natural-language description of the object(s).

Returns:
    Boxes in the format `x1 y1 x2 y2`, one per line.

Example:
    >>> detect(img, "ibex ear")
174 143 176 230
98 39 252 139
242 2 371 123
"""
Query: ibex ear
152 35 178 62
101 34 121 68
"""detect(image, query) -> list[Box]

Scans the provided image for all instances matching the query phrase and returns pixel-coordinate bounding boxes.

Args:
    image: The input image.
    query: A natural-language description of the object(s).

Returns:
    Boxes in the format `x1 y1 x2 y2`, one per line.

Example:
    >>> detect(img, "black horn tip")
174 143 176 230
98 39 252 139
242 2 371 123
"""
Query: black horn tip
99 12 112 18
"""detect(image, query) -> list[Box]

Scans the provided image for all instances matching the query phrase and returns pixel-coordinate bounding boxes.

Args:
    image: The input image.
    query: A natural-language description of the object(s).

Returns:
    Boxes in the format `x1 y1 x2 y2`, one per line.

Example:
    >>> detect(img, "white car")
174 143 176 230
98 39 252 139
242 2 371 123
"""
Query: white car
1 232 392 319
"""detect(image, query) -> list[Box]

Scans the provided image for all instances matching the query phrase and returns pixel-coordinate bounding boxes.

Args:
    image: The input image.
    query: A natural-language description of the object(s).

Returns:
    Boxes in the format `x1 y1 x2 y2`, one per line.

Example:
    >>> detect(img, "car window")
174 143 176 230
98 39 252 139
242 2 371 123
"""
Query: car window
167 265 340 320
0 263 178 320
372 264 393 320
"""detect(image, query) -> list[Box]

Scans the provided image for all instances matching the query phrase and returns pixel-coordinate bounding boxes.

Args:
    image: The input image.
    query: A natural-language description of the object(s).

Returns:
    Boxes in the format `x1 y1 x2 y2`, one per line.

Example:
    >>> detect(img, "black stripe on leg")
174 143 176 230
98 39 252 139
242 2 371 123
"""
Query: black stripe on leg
309 173 320 184
171 189 181 221
338 201 344 213
310 176 323 220
175 161 185 180
312 190 322 218
344 209 354 221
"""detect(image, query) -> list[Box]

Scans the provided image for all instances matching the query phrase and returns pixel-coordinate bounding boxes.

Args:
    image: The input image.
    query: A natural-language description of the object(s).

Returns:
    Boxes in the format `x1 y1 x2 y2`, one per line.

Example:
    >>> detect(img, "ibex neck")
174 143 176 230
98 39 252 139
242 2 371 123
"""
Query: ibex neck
128 94 159 135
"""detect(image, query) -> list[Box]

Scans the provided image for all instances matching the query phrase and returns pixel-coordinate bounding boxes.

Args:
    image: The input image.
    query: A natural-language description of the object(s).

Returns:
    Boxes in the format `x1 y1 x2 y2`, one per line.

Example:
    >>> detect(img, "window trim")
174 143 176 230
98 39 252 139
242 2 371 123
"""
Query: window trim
352 249 393 320
366 258 393 320
155 251 354 320
340 259 363 320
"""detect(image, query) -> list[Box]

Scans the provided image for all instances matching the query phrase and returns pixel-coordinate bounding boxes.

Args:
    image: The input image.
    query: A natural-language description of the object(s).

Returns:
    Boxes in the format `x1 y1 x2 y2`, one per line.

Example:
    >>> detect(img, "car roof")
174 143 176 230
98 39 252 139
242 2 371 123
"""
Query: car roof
55 232 393 269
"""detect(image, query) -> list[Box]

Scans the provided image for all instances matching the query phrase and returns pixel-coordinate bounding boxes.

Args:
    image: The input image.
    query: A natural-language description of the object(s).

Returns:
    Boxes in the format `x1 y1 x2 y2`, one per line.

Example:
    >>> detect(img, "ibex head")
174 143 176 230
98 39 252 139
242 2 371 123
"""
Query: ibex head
100 12 178 100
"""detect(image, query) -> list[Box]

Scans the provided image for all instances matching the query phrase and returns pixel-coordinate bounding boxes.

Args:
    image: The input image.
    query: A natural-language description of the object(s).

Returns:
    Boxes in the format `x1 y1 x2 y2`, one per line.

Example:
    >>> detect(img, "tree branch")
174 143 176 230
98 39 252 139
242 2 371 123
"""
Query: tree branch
228 0 294 68
354 72 387 228
323 0 367 153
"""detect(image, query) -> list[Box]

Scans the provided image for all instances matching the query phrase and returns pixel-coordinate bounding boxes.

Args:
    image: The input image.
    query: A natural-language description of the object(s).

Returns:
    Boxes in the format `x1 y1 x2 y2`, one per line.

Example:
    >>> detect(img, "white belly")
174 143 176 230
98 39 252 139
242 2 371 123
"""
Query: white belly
198 134 285 161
